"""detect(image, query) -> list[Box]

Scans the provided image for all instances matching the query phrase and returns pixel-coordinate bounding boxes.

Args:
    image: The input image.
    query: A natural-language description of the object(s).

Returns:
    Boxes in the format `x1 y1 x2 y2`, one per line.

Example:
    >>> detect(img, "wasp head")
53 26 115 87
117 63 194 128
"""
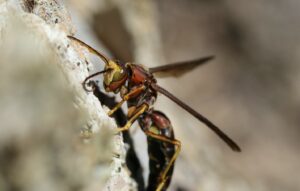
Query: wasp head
103 60 128 93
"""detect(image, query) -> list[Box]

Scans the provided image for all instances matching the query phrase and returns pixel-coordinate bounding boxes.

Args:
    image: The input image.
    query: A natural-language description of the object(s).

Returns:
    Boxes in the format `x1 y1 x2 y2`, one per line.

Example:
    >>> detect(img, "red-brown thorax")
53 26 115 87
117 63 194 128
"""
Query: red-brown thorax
129 64 151 85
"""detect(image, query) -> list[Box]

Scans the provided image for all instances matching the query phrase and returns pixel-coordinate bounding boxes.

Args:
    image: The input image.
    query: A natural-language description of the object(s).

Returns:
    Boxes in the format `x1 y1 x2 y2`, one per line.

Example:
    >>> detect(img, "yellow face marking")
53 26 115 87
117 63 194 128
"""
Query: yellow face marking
103 60 124 86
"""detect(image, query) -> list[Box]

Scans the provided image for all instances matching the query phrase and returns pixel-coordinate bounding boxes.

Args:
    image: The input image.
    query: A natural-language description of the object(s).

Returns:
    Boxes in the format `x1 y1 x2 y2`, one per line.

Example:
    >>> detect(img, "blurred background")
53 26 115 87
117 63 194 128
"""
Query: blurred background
67 0 299 190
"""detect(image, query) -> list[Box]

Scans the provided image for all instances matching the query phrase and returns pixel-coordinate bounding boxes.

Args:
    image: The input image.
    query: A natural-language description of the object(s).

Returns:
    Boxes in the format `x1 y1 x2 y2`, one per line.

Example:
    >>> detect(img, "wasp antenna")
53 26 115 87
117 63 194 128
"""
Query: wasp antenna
68 35 110 66
82 69 111 92
151 83 241 152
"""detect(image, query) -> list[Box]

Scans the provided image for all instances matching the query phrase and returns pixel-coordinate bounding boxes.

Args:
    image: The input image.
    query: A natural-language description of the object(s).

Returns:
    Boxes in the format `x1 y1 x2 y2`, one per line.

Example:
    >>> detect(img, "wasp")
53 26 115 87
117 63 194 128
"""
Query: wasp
68 36 241 191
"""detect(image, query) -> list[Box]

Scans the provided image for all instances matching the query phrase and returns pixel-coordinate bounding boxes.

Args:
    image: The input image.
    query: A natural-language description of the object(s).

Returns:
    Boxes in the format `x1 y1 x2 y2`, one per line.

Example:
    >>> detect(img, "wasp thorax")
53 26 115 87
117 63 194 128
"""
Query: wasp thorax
103 60 127 93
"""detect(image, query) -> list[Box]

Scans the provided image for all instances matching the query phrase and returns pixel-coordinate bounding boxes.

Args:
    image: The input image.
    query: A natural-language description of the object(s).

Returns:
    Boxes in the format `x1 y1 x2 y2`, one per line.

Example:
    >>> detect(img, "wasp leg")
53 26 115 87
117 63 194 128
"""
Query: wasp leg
117 104 148 132
108 85 146 116
144 131 181 191
107 99 126 116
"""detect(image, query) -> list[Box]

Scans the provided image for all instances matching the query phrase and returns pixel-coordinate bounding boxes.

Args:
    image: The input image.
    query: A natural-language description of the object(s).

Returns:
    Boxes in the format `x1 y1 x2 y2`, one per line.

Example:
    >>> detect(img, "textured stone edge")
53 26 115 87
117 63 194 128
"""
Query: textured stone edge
0 0 136 190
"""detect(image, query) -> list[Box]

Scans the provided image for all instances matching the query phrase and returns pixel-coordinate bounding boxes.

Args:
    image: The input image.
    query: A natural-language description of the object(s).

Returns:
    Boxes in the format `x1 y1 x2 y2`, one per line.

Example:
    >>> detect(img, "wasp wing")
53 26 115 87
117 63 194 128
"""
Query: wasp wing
149 56 214 78
151 83 241 152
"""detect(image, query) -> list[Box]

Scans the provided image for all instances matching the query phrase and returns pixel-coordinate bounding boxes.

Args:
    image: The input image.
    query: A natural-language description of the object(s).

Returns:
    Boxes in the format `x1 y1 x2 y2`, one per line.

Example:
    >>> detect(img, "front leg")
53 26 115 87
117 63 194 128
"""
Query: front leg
117 103 149 132
107 85 146 116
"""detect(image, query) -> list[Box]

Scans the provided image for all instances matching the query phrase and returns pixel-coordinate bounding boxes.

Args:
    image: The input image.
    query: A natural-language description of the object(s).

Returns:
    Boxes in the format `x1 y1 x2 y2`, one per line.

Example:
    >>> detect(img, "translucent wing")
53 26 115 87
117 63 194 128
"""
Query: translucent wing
149 56 214 78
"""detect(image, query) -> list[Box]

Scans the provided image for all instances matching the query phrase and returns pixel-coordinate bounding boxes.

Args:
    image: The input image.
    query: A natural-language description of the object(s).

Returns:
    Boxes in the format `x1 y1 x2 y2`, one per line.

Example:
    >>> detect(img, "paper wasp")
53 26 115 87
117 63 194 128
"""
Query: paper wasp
68 36 241 191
